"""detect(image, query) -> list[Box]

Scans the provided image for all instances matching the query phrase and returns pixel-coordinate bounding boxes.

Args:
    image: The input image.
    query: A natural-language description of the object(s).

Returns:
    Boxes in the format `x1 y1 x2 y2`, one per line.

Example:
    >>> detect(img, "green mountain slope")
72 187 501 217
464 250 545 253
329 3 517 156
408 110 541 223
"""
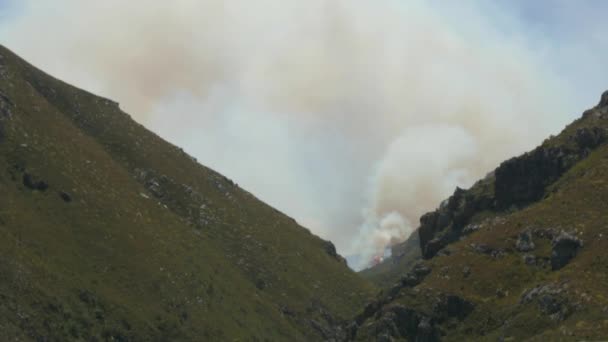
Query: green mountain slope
0 45 374 341
350 92 608 341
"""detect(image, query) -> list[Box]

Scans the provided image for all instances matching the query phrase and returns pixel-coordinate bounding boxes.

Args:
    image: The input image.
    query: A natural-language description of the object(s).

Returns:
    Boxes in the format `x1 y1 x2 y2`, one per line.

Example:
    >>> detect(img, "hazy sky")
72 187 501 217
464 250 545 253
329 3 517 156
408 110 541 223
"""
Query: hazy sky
0 1 606 269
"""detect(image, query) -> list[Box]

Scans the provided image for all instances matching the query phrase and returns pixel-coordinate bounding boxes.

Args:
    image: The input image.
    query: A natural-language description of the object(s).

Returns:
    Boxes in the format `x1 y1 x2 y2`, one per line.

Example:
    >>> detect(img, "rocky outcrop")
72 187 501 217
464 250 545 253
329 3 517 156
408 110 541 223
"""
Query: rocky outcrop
22 172 49 191
381 263 432 302
370 305 440 342
134 168 232 229
469 243 505 258
419 186 493 258
400 262 432 288
551 232 583 270
574 126 608 149
494 125 607 210
494 147 576 210
419 94 608 258
520 283 574 321
322 240 347 264
349 292 474 341
600 90 608 108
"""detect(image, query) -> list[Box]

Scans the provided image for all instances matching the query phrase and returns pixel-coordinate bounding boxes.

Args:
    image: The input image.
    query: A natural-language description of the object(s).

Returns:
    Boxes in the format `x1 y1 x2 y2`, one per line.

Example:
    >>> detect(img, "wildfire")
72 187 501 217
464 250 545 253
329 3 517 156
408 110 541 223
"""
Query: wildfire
370 255 384 267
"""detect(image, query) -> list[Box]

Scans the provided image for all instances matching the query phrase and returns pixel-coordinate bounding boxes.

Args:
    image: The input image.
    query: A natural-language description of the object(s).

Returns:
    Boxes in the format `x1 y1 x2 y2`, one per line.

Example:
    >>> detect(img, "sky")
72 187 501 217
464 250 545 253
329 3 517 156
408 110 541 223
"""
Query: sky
0 1 606 270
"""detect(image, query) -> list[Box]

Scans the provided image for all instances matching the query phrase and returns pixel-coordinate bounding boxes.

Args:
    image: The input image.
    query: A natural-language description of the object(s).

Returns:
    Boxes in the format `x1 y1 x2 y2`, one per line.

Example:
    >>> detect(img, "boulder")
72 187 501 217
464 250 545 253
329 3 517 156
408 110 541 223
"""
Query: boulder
515 230 535 252
551 232 583 270
59 191 72 203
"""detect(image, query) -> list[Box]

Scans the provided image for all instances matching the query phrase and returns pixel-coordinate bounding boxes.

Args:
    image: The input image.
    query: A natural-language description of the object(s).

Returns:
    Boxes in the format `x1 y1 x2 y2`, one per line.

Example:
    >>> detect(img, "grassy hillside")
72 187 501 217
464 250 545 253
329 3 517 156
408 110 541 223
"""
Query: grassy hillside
350 92 608 341
0 45 375 341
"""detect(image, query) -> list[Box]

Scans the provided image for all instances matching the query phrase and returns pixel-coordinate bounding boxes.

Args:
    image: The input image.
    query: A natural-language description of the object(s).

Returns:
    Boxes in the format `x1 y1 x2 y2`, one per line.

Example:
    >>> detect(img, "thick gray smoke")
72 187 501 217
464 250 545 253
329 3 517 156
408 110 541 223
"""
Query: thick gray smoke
1 0 594 269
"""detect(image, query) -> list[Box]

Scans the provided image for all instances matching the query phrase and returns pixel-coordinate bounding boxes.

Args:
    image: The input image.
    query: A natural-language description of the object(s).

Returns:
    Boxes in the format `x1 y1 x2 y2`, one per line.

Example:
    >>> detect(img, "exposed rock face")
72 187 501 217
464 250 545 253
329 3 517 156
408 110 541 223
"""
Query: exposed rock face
551 232 583 270
495 126 607 210
419 187 493 258
419 98 608 258
574 127 608 149
494 148 572 209
322 240 347 264
494 149 565 209
600 90 608 108
515 230 535 252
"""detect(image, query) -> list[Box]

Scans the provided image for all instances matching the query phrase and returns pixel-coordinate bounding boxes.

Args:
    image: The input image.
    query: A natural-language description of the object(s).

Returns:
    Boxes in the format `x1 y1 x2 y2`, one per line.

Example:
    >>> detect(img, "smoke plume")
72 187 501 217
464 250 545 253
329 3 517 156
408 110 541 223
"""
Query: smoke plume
1 0 593 269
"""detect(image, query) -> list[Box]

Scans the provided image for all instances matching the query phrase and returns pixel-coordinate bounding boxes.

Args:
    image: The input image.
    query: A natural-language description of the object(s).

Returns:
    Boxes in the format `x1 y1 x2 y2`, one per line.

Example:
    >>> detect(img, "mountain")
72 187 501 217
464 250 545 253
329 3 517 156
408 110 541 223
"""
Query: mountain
351 91 608 340
0 45 376 341
3 42 608 341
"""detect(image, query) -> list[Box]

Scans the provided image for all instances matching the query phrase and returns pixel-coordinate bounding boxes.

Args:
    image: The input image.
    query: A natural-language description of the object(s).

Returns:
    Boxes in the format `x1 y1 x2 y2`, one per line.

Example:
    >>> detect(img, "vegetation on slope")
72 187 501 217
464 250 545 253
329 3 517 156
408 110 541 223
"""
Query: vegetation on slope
0 45 374 341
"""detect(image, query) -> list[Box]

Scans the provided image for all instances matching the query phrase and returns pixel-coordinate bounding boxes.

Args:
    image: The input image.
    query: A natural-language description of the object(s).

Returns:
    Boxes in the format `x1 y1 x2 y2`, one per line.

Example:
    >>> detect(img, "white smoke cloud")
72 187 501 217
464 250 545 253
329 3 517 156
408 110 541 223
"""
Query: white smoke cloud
351 125 479 268
0 0 594 270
